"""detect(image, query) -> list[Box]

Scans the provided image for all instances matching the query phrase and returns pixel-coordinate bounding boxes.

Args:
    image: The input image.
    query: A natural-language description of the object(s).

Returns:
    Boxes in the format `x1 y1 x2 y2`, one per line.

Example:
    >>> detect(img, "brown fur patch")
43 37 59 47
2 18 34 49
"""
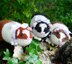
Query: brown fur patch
0 20 10 41
30 32 32 38
15 27 28 39
52 32 60 38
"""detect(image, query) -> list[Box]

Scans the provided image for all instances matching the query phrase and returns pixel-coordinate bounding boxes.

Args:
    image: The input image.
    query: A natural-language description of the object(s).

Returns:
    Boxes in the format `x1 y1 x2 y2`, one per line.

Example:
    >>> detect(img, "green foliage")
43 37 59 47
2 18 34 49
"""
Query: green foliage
3 40 42 64
25 39 42 54
24 53 42 64
0 0 72 31
3 49 18 64
24 39 42 64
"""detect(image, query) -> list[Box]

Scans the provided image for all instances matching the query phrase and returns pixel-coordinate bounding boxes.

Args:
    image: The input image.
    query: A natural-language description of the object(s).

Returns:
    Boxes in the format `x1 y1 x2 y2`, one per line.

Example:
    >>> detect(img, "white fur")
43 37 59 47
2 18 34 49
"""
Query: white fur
50 23 71 47
2 21 32 46
33 23 49 38
40 23 47 33
50 23 71 39
15 29 32 46
30 15 50 28
21 23 28 28
2 21 21 45
50 33 66 47
30 15 52 40
13 46 23 60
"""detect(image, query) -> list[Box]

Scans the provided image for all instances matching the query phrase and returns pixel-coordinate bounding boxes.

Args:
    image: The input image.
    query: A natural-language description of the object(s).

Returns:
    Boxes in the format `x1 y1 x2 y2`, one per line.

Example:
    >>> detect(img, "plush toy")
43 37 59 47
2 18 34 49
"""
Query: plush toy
30 14 52 42
48 23 72 47
0 20 33 60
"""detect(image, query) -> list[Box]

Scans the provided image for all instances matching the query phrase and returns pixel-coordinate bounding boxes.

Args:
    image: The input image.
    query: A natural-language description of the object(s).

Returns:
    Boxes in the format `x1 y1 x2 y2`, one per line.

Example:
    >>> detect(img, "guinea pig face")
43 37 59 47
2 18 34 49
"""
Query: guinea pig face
32 22 50 38
50 32 68 47
50 23 72 47
30 14 52 39
15 27 32 46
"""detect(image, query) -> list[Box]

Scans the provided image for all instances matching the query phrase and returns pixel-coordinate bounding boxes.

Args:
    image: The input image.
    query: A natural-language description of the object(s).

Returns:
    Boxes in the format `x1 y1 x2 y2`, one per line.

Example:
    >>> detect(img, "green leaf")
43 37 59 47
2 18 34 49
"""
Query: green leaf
7 59 13 64
3 49 10 58
19 61 25 64
11 58 18 64
35 59 42 64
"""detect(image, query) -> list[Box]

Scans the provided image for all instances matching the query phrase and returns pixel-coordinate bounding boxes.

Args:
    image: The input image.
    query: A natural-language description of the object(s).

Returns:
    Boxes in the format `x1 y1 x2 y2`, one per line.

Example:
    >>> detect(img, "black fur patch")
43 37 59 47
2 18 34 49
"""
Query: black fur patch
69 33 72 37
35 22 50 33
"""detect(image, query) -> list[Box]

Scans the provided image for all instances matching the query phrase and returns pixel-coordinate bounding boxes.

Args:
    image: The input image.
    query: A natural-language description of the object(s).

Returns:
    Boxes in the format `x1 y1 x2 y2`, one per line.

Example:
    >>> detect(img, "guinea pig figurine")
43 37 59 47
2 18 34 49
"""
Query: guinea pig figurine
49 23 72 47
0 20 33 59
30 14 52 42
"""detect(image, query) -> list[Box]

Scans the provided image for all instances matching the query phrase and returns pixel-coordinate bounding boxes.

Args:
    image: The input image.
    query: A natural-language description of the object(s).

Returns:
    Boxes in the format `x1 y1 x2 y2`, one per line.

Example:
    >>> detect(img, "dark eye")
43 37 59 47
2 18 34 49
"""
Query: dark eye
44 27 49 33
34 23 42 32
32 27 34 29
35 26 41 32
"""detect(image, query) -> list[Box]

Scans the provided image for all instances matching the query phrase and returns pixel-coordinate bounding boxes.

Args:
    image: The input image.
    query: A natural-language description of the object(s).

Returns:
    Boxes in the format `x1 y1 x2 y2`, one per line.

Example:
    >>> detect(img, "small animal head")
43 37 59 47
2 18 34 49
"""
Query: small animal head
50 23 72 47
30 14 52 38
15 23 32 46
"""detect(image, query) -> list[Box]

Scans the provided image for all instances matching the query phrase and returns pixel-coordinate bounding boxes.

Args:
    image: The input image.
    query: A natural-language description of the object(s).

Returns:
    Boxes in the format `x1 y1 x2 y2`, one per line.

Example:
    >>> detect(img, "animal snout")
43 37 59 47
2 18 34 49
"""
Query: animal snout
41 32 45 35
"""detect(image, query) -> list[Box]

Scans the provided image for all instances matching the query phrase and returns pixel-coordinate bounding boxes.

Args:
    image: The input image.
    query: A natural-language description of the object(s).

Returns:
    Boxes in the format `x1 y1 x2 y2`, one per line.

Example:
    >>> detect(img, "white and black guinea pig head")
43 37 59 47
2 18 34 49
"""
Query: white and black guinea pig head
30 14 52 38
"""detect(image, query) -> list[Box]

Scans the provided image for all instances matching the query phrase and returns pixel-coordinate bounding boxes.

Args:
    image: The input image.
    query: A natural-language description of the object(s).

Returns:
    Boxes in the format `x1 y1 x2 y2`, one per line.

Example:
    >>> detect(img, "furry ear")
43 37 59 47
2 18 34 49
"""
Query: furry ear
69 33 72 37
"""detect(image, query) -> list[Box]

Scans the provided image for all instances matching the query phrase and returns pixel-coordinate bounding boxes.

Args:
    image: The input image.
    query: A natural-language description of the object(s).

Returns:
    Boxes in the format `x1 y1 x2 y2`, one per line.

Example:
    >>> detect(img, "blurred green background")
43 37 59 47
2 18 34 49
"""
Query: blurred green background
0 0 72 31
